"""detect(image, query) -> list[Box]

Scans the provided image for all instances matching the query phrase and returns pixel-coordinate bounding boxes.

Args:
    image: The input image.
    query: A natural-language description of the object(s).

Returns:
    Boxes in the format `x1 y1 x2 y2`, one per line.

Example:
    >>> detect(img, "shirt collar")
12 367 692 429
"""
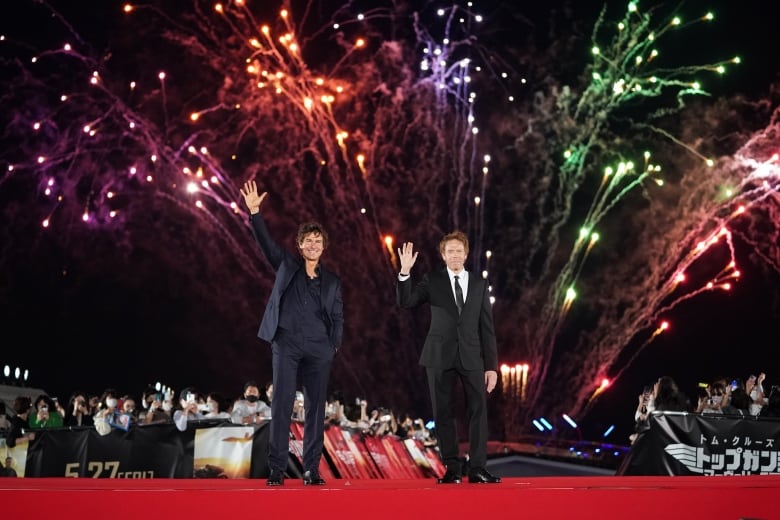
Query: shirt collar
446 268 467 281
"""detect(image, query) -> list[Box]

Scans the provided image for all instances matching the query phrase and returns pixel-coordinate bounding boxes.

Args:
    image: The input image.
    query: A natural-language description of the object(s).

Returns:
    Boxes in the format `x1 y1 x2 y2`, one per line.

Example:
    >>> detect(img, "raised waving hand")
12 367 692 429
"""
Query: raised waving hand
397 242 418 275
240 180 267 214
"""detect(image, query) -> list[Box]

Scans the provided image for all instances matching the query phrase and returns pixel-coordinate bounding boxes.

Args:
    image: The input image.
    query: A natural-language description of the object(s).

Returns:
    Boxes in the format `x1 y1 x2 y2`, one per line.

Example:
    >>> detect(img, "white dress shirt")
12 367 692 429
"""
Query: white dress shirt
398 269 469 304
446 268 468 303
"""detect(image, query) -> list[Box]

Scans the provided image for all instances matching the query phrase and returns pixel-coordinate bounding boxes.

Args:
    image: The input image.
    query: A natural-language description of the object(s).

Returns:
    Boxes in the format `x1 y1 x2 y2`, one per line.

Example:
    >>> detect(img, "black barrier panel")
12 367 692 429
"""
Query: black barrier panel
618 412 780 476
9 420 441 479
22 421 270 478
26 423 196 478
24 426 89 477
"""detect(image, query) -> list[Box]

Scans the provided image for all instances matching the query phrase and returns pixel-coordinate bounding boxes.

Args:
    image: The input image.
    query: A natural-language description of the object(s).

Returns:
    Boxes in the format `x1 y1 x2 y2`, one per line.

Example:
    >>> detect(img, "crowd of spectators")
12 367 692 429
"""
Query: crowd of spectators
0 380 436 451
7 372 775 461
630 372 779 444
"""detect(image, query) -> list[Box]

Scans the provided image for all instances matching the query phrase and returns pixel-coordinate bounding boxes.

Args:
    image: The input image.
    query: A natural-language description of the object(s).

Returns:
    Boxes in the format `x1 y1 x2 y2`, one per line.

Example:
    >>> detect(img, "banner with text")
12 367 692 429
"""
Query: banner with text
5 421 440 479
618 412 780 476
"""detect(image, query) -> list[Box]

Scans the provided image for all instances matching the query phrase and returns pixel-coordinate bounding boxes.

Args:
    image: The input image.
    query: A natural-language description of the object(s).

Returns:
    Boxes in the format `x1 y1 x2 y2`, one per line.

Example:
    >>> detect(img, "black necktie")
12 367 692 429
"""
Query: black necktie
454 275 464 314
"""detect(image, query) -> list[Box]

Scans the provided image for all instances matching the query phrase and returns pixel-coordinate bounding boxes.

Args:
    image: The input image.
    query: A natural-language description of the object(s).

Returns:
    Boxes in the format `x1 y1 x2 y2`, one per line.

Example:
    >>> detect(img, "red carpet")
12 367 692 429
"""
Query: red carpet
2 475 778 520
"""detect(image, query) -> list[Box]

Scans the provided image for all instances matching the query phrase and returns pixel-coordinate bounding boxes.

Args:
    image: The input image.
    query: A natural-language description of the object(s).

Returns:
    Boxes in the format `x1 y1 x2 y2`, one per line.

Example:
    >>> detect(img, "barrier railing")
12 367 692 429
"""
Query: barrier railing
0 420 445 479
617 412 780 475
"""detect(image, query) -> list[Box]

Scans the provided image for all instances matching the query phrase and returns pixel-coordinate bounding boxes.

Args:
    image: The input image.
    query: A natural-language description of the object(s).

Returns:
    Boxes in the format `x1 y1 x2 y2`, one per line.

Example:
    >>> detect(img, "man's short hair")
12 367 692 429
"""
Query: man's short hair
297 222 328 249
243 381 259 393
439 230 469 256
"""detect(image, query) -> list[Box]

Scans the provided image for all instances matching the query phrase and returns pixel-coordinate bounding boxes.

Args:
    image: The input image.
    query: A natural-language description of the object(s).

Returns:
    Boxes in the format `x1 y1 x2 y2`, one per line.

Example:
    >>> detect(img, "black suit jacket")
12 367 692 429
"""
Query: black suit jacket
250 213 343 351
398 268 497 371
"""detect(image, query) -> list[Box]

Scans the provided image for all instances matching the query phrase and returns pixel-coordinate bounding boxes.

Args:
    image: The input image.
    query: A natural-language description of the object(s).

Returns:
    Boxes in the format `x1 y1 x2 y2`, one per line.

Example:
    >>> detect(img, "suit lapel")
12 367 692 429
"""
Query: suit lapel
438 268 460 317
465 273 481 313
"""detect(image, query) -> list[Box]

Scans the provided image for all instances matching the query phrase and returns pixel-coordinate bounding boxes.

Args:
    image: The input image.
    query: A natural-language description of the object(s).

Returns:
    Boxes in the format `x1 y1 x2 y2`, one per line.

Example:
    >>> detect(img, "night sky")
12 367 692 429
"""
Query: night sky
2 0 780 444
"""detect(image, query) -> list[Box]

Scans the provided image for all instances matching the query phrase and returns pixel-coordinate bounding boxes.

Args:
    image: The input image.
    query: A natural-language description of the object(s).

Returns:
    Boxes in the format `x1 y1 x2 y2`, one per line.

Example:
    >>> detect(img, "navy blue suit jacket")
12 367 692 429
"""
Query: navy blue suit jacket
249 214 343 351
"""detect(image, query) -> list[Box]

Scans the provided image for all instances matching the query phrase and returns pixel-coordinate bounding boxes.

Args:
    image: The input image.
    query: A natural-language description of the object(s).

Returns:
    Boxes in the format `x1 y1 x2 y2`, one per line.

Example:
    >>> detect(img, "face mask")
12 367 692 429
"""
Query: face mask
245 395 259 403
105 398 118 409
711 395 723 405
162 401 173 412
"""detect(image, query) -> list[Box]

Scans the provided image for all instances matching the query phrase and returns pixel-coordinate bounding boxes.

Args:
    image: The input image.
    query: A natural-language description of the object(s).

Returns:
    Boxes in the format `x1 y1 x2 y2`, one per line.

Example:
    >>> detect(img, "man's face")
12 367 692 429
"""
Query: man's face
441 239 467 273
245 386 260 399
298 232 324 262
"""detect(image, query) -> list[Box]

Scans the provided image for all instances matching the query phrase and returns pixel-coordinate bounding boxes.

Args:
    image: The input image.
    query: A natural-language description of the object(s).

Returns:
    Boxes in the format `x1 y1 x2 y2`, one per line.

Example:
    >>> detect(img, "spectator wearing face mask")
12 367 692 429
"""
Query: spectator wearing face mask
746 373 768 415
142 390 173 425
121 395 140 425
203 392 231 420
93 389 120 436
696 381 727 414
162 396 174 413
231 381 271 425
173 388 205 432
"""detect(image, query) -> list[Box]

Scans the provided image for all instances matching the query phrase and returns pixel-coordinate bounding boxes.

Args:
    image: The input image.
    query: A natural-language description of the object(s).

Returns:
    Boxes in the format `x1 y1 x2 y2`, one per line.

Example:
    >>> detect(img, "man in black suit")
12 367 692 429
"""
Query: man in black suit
241 180 344 487
397 231 501 484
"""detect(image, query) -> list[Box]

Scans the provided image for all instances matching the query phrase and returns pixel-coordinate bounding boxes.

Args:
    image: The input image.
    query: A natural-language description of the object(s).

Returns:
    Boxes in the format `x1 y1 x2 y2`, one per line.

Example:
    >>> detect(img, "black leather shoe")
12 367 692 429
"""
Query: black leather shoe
267 469 284 486
302 470 326 486
468 468 501 484
436 469 462 484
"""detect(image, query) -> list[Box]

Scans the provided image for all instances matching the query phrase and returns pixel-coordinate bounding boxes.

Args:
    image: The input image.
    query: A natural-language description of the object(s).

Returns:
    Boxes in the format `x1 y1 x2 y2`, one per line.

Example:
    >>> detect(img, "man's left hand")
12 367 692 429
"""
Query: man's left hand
485 370 498 393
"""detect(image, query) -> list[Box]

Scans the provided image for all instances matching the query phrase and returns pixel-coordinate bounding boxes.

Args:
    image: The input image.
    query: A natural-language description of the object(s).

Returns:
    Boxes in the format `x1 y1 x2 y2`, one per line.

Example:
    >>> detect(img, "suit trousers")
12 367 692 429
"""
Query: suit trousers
426 357 488 472
268 338 332 473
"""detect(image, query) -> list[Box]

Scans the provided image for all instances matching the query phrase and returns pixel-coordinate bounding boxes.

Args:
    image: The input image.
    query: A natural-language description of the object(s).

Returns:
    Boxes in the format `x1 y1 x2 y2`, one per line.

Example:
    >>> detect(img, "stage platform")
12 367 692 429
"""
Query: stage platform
2 473 778 520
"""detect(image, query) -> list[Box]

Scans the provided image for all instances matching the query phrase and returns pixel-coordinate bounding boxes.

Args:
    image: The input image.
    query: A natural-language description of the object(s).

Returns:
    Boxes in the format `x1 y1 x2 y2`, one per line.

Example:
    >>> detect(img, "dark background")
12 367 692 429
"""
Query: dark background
1 0 779 445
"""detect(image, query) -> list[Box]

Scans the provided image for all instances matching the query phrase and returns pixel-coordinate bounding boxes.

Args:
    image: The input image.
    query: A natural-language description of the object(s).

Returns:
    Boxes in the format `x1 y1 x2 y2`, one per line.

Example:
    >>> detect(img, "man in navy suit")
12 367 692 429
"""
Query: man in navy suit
241 180 343 487
397 231 501 484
